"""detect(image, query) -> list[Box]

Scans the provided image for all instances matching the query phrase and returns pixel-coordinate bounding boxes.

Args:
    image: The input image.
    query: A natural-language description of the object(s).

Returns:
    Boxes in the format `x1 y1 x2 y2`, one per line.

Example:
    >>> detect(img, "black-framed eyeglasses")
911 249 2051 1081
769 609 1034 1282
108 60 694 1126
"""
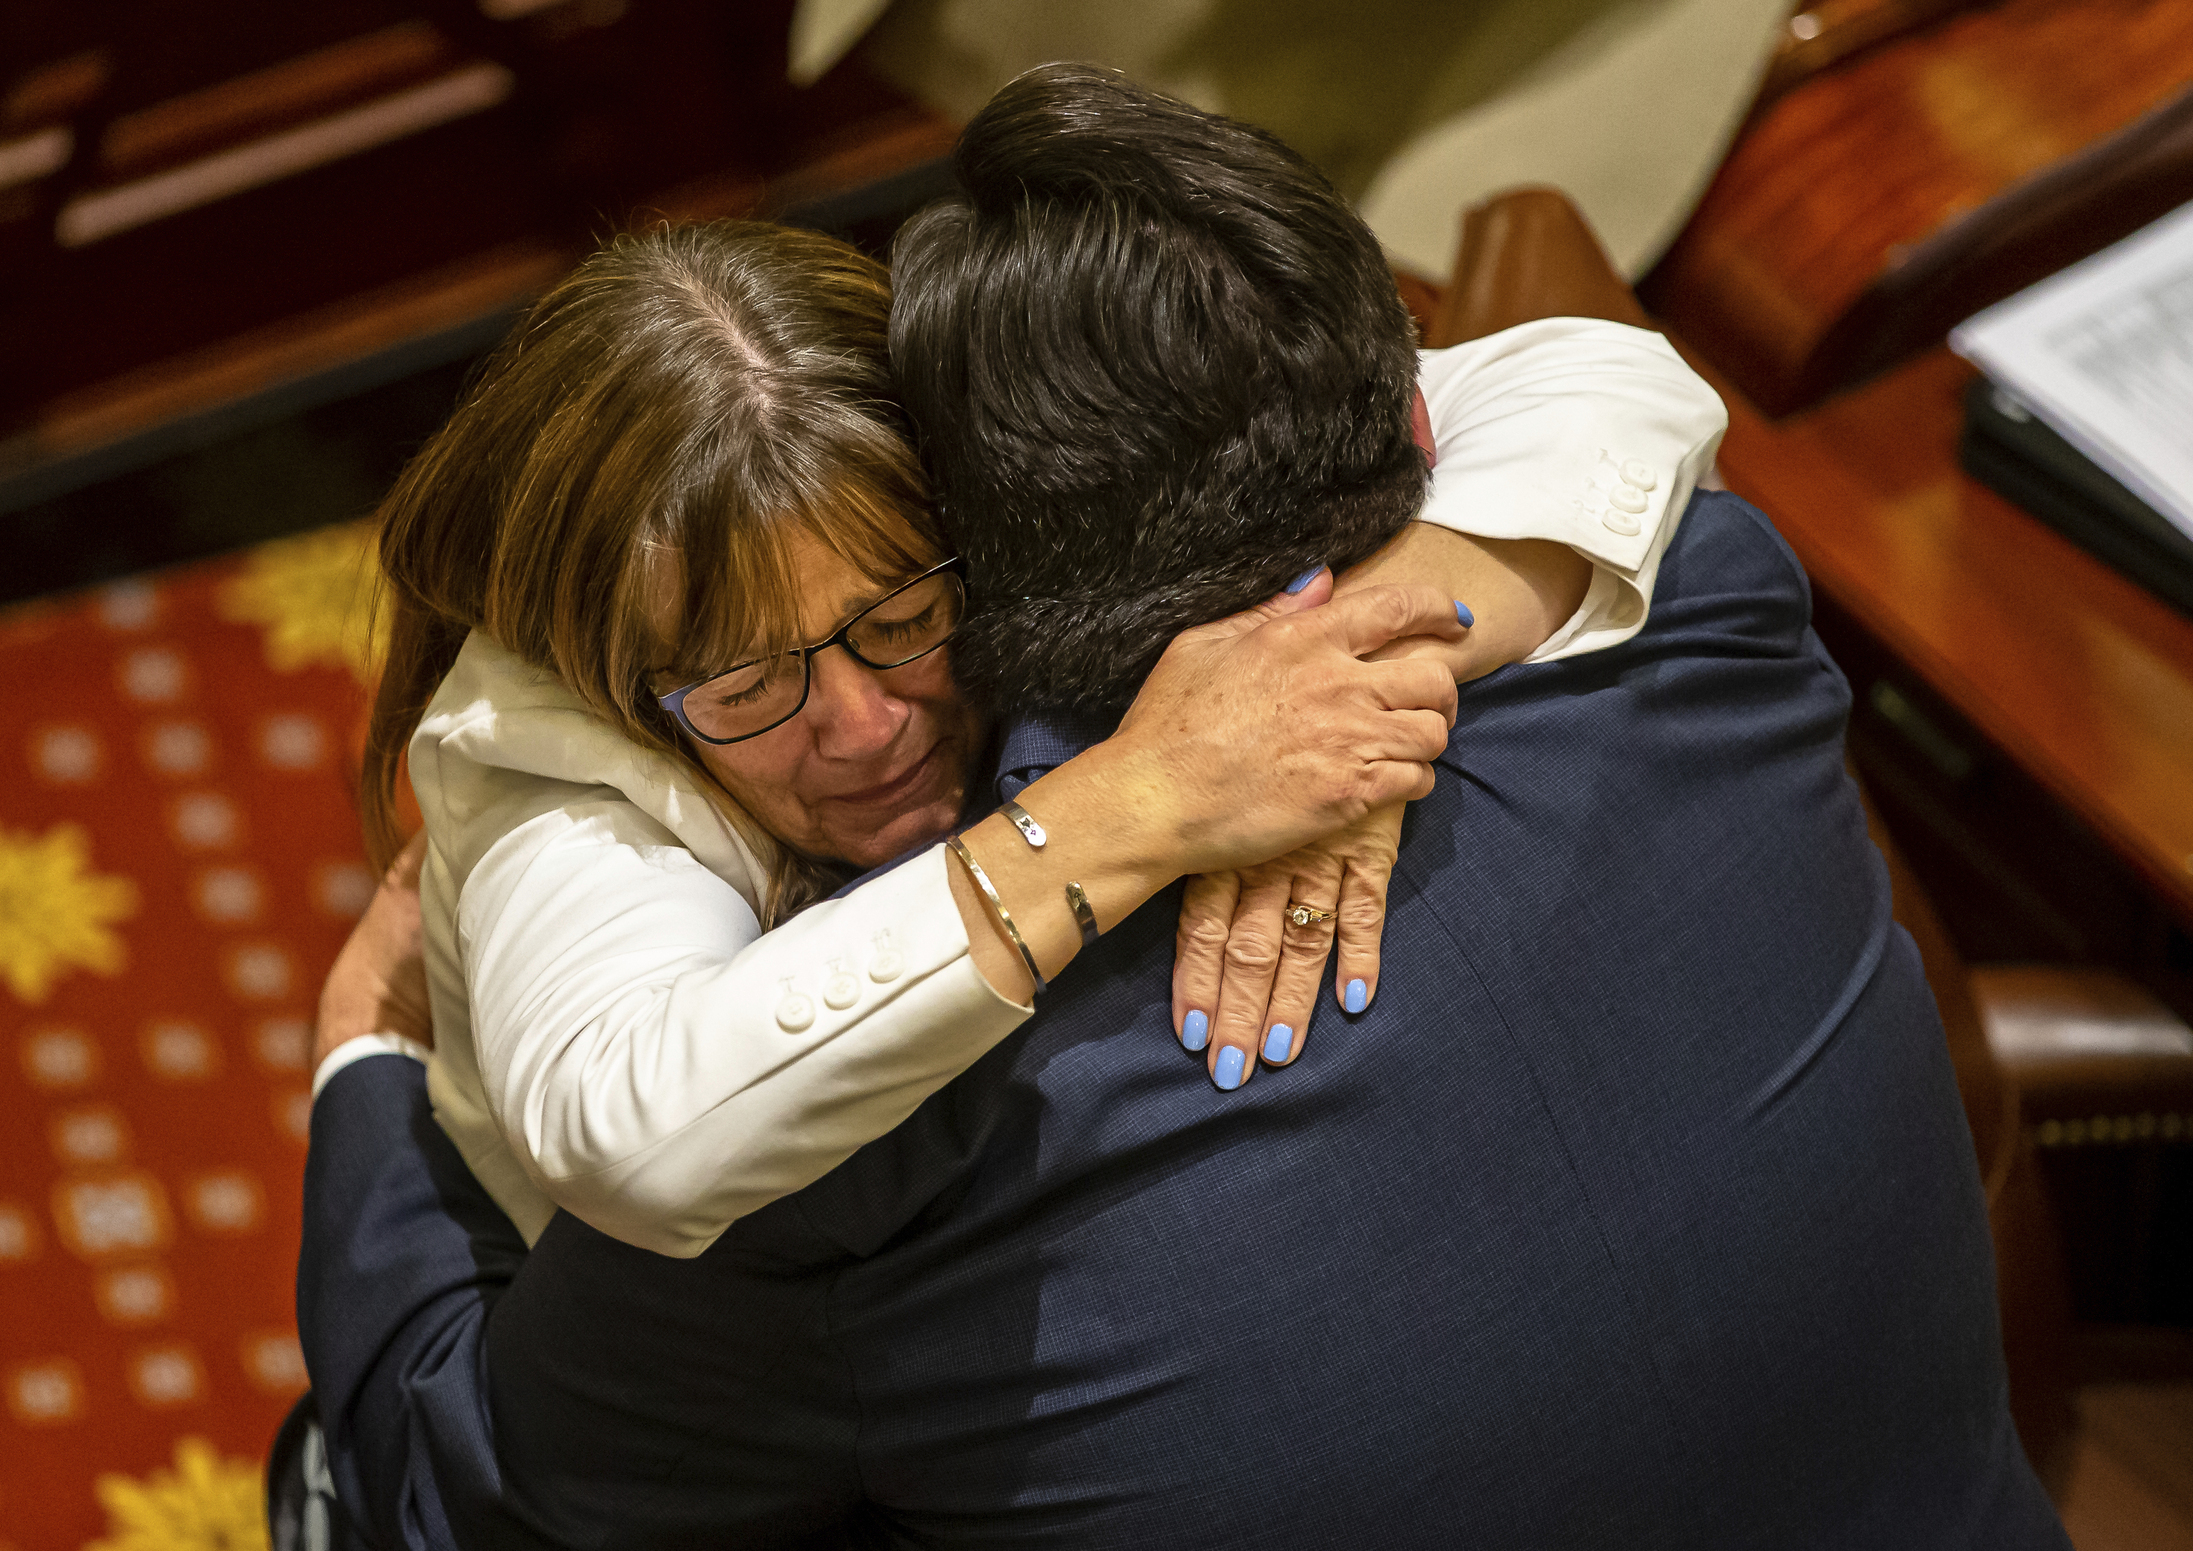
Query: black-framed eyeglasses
656 557 967 745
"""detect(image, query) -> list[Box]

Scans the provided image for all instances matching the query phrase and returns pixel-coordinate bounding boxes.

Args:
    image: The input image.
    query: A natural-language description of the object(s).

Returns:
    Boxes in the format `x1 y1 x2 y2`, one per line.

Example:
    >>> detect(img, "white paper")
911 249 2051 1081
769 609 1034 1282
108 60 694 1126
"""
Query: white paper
1951 199 2193 542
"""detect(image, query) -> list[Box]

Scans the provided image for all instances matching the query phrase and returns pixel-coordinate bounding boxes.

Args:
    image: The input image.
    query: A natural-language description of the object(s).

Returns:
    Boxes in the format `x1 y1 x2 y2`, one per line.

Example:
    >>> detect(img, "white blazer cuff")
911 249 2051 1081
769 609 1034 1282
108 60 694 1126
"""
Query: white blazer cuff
1413 321 1728 659
312 1033 435 1102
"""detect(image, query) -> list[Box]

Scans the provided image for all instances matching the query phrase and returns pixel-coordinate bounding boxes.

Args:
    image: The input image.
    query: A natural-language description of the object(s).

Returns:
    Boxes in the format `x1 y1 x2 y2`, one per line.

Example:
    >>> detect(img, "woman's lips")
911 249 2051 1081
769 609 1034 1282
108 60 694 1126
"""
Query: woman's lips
823 740 943 811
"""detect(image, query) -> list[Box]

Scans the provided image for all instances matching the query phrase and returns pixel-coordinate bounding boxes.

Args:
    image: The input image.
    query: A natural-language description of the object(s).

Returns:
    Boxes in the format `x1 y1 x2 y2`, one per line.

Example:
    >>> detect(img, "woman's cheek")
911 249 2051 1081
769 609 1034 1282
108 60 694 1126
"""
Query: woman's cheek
700 736 815 841
890 648 958 705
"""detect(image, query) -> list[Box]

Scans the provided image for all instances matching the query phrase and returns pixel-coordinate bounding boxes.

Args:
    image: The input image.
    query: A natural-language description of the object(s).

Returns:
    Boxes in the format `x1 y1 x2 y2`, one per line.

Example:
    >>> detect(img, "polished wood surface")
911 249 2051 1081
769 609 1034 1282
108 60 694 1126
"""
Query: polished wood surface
1974 965 2193 1127
1393 268 1441 344
2060 1385 2193 1549
1 105 951 506
95 20 464 176
1702 345 2193 926
0 0 943 444
1755 0 1990 111
1418 182 2193 940
1645 0 2193 413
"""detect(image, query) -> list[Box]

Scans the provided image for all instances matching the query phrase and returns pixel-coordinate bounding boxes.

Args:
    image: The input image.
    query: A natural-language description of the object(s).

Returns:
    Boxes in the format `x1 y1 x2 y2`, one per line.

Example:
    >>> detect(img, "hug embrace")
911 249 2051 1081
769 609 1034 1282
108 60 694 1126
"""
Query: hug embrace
296 65 2069 1550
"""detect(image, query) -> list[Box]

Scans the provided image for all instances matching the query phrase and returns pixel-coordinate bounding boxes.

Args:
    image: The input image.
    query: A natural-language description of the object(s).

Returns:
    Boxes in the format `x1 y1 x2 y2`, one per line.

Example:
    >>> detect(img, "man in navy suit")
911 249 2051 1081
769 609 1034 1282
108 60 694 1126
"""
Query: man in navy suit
298 67 2069 1549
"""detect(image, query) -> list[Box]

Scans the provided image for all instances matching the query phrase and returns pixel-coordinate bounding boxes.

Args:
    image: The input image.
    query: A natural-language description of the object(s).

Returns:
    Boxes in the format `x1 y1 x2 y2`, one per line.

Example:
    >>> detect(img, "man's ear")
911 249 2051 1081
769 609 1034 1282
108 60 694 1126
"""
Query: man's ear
1410 387 1437 468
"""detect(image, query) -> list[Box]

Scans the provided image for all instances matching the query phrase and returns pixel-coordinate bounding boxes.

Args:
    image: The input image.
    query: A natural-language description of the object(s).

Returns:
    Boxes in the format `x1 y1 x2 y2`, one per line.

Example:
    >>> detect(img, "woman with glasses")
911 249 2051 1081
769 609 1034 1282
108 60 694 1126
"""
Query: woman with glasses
356 219 1714 1259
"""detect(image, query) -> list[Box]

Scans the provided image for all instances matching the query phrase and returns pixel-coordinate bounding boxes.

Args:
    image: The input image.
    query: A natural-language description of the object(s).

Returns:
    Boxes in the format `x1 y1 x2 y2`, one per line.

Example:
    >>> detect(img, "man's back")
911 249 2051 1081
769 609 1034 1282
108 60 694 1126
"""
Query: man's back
485 492 2064 1549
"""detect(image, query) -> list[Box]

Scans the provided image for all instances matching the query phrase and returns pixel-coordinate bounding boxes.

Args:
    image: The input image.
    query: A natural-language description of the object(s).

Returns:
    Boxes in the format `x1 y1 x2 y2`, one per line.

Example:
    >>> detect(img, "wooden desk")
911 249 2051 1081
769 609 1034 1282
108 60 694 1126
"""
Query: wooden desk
1644 0 2193 413
1701 344 2193 929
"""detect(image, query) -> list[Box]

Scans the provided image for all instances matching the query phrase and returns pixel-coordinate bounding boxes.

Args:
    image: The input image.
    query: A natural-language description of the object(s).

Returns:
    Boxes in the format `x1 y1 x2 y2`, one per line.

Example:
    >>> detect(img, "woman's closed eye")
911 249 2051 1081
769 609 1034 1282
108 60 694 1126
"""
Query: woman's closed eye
863 603 939 643
698 660 787 709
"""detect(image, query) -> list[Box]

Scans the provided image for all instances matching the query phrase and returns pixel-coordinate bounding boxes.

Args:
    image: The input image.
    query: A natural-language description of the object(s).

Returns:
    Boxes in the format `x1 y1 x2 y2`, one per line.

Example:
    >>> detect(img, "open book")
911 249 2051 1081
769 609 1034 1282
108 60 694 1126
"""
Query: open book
1951 200 2193 544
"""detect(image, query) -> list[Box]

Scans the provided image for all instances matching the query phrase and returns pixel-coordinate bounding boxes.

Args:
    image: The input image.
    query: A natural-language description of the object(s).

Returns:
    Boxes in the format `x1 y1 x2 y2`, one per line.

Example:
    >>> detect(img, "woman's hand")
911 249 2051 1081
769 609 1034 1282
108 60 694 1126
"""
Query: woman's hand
313 830 434 1071
1106 572 1465 872
1157 526 1583 1088
1340 521 1589 682
1172 803 1403 1088
951 574 1466 1003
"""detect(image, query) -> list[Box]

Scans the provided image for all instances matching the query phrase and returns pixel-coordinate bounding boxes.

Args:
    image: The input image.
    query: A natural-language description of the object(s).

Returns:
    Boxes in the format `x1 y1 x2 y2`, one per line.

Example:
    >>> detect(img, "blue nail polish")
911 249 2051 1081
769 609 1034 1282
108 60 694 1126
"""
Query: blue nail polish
1285 566 1323 594
1214 1045 1247 1090
1454 601 1475 627
1181 1009 1209 1051
1344 978 1368 1014
1262 1024 1294 1063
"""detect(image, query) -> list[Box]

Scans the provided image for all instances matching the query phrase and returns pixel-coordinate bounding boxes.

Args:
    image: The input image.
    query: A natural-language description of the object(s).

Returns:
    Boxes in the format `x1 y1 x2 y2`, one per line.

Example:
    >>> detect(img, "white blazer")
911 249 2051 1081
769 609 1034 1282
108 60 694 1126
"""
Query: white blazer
315 319 1727 1259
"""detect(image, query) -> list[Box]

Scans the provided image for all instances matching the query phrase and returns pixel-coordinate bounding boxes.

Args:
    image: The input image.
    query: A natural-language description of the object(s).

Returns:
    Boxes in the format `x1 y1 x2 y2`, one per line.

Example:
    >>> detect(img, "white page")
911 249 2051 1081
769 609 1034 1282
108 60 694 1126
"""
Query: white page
1950 199 2193 542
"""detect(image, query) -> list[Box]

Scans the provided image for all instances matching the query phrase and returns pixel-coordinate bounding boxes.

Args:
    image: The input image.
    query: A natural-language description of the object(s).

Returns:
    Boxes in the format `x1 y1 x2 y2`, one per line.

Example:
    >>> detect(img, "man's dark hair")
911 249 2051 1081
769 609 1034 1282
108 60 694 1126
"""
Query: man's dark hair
889 63 1426 713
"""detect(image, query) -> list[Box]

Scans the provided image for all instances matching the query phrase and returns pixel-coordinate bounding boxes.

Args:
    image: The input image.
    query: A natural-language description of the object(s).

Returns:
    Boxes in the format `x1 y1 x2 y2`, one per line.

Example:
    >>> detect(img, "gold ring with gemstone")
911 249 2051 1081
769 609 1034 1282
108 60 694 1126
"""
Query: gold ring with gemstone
1285 903 1337 927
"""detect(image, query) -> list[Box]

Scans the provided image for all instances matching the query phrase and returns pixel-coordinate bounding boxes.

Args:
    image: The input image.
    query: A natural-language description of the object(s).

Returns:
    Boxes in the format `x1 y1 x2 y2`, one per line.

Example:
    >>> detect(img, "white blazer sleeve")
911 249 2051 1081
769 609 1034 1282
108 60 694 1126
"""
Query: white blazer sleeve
1413 319 1728 661
458 800 1027 1258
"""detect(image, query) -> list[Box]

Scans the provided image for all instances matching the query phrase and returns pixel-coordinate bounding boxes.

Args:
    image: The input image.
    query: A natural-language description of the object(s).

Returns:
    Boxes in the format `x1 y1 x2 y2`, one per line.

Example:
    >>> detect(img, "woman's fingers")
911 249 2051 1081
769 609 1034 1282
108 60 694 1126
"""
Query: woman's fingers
314 829 434 1070
1371 656 1463 726
1170 566 1336 647
1354 755 1440 812
1173 869 1241 1053
1358 703 1459 766
1172 805 1407 1085
1257 856 1343 1070
1332 809 1404 1014
1309 581 1470 663
1206 868 1294 1090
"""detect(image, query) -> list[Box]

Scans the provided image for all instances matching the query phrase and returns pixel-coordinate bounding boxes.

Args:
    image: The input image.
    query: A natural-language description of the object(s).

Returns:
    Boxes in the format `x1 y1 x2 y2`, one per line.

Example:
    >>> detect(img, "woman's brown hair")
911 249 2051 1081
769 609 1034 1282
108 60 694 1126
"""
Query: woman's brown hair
362 220 942 920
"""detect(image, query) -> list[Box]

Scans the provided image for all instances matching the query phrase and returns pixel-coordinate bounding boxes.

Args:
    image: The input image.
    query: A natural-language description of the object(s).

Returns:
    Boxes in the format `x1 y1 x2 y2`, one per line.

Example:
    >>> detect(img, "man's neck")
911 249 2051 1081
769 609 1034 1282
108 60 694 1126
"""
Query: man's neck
987 706 1121 804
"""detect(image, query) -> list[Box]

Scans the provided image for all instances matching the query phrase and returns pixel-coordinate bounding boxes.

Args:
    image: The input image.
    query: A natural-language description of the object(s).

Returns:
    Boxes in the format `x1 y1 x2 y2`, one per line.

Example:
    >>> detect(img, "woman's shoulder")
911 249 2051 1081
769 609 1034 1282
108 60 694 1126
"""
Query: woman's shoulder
457 789 765 958
411 631 768 907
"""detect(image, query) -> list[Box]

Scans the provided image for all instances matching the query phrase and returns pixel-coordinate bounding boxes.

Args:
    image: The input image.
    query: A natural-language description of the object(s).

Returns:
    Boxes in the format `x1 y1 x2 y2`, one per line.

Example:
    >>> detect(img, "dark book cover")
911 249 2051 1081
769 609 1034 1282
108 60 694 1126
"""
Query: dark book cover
1959 376 2193 620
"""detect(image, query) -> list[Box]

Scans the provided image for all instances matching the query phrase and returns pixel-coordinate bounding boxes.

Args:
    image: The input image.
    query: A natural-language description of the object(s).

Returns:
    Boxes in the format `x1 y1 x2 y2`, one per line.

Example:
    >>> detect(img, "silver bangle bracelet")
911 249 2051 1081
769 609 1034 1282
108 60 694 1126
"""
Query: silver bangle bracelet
947 834 1047 996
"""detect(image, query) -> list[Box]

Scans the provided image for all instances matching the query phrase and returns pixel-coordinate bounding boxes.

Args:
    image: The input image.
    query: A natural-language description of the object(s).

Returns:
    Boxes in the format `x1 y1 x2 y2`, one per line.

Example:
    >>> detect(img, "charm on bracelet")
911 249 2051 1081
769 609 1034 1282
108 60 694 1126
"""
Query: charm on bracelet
1064 880 1101 948
1001 798 1048 848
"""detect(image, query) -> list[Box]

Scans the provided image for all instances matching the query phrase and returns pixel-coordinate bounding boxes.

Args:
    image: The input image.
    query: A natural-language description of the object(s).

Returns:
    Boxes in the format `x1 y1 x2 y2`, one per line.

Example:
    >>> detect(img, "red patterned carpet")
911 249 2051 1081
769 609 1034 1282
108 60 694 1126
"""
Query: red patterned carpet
1 522 383 1551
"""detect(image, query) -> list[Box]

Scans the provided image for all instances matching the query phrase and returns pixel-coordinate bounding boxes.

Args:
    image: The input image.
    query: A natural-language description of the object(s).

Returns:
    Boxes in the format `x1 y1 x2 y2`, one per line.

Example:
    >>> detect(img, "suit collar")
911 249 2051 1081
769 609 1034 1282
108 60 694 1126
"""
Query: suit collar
991 708 1117 801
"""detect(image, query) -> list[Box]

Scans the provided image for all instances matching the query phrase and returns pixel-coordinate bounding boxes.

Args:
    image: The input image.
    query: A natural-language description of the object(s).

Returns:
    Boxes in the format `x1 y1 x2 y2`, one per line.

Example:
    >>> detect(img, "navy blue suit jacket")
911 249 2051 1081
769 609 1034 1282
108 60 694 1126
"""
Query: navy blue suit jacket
300 491 2069 1549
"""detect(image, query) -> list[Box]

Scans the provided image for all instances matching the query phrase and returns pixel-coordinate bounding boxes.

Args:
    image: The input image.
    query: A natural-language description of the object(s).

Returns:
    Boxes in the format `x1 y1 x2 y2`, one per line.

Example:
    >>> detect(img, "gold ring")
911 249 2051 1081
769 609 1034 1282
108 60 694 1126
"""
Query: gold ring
1286 903 1337 927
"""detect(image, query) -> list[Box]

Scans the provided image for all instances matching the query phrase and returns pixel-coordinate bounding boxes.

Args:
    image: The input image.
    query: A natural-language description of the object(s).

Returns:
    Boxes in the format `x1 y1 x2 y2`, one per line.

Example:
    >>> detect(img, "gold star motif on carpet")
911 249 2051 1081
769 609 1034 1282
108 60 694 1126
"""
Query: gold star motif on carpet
217 520 386 680
85 1437 267 1551
0 822 139 1003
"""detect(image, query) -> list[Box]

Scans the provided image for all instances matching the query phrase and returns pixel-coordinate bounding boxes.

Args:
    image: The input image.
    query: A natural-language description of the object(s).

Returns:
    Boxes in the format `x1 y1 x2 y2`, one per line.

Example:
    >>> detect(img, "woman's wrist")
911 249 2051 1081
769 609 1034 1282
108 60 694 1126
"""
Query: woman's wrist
947 739 1184 1001
945 574 1469 1002
1338 522 1587 681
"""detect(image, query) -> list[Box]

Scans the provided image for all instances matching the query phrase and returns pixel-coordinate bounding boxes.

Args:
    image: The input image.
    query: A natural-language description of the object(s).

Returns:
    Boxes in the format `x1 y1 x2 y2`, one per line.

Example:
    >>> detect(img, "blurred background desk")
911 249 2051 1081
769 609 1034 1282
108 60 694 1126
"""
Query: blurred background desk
1711 347 2193 971
1425 173 2193 1542
1632 0 2193 1036
1627 0 2193 1419
0 0 956 600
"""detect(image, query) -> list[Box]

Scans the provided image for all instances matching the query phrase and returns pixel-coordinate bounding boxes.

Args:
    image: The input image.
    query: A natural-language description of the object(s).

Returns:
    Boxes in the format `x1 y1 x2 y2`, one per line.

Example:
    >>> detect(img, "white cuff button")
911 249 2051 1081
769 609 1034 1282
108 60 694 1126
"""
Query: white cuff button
1607 484 1649 515
869 932 904 983
1620 459 1658 490
1602 508 1643 536
824 962 861 1010
775 980 815 1032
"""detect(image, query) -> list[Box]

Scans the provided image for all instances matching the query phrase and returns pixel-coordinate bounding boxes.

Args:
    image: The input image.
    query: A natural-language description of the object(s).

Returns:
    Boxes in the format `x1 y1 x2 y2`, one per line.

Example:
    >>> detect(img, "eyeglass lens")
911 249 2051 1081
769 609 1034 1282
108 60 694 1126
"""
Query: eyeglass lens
677 570 964 742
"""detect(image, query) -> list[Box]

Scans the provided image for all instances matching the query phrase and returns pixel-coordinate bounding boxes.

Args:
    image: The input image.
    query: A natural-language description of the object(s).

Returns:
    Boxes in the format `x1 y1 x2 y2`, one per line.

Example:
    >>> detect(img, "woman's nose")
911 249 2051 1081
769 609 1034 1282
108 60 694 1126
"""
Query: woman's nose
802 644 908 756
